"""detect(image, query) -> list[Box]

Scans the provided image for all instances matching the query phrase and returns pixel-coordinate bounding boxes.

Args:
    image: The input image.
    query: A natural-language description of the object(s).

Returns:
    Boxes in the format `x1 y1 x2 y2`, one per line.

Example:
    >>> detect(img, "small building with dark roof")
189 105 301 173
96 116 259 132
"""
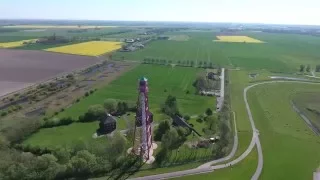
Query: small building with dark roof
97 114 116 135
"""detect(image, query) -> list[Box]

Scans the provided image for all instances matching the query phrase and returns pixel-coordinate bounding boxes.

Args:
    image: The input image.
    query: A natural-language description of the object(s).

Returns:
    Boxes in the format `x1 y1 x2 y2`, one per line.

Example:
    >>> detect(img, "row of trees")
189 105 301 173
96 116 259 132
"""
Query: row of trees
42 99 136 129
299 65 311 73
142 57 219 69
299 64 320 73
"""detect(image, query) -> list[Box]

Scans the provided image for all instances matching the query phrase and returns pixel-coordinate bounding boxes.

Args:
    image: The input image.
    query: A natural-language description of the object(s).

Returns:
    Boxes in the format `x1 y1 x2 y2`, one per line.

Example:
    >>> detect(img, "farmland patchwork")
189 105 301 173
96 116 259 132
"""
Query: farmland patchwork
45 41 123 56
214 36 264 43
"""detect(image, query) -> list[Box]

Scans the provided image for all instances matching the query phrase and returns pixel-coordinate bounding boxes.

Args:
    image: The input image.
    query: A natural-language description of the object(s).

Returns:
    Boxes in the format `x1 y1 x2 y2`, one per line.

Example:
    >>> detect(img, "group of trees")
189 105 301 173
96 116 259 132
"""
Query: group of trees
0 132 132 180
42 99 136 129
155 124 189 165
103 99 135 115
299 65 311 73
198 61 216 69
193 76 216 93
161 95 180 116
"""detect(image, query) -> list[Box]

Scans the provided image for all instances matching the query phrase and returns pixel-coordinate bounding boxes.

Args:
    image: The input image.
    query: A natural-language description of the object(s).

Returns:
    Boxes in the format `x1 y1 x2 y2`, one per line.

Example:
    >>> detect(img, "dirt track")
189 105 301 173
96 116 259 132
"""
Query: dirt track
0 49 99 96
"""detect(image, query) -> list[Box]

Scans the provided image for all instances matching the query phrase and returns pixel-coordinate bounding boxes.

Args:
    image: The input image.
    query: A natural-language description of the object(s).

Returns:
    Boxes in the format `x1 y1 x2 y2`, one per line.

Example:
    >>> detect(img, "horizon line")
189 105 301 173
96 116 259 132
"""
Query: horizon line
1 18 320 27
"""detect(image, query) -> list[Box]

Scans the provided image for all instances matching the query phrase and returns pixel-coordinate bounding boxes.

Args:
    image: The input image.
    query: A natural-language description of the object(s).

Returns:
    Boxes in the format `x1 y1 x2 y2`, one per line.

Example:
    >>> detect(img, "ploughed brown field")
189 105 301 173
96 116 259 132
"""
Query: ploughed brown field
0 49 99 97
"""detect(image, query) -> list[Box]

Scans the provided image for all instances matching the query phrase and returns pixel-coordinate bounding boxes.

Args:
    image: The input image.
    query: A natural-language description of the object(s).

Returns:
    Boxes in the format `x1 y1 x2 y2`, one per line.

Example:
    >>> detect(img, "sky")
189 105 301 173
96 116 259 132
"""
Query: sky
0 0 319 25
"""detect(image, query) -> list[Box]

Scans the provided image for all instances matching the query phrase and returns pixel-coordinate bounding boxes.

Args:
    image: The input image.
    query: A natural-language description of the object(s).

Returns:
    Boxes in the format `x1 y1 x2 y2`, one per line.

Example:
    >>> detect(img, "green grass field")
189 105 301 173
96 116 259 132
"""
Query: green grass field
293 93 320 130
24 65 214 148
248 83 320 180
177 148 258 180
57 64 214 120
114 31 320 73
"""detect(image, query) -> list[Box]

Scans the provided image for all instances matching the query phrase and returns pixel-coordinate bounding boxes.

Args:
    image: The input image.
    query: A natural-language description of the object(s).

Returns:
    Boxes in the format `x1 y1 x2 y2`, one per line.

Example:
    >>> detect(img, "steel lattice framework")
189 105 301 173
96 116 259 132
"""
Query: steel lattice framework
132 77 153 160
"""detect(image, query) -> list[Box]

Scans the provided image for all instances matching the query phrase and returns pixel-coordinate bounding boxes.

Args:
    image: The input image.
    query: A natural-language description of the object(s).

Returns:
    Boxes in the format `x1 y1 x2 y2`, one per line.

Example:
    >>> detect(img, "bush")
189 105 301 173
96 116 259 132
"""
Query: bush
196 118 203 123
43 117 74 128
60 108 65 112
85 92 89 97
90 90 94 94
54 111 59 115
79 105 105 123
76 98 80 103
1 111 7 117
183 115 190 121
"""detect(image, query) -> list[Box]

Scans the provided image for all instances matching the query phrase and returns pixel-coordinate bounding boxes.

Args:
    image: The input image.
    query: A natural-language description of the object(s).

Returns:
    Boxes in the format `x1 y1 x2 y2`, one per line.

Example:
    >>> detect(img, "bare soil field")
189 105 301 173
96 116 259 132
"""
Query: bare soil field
0 49 99 97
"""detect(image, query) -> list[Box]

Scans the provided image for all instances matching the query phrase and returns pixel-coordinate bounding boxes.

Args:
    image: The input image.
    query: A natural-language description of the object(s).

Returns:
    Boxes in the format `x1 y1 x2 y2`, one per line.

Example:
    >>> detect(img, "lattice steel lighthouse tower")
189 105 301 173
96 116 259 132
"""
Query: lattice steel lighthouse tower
131 77 156 163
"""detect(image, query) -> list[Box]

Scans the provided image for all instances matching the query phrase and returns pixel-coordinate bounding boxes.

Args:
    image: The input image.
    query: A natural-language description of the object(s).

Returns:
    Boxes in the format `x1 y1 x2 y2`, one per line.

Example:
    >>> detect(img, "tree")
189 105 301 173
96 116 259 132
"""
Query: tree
104 99 117 114
300 65 305 72
122 102 129 112
54 148 71 164
205 115 217 131
154 120 171 141
107 133 126 160
155 148 168 165
306 65 311 72
205 108 213 116
316 65 320 72
161 128 179 150
203 61 207 68
5 163 28 180
0 135 9 150
183 115 190 121
35 154 61 179
209 62 213 69
190 61 194 67
176 127 187 143
117 102 124 114
161 95 179 116
198 61 203 67
193 76 211 92
88 105 105 118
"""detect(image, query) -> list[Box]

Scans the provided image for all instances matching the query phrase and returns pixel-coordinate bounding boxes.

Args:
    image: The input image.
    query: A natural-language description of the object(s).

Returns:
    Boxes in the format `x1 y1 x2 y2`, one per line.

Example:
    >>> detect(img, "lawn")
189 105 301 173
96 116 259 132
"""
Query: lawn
188 117 206 136
57 64 214 120
23 121 98 148
293 92 320 130
177 148 258 180
24 65 214 148
114 31 320 73
247 82 320 180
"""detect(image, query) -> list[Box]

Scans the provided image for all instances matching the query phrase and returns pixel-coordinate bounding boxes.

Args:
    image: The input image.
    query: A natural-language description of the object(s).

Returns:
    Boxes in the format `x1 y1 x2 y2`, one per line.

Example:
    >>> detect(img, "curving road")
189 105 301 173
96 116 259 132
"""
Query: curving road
129 80 320 180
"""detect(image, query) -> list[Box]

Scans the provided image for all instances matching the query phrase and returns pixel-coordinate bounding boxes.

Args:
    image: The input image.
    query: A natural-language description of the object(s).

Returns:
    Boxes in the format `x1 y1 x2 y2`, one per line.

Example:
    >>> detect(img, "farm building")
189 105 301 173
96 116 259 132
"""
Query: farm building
172 115 190 128
97 114 116 135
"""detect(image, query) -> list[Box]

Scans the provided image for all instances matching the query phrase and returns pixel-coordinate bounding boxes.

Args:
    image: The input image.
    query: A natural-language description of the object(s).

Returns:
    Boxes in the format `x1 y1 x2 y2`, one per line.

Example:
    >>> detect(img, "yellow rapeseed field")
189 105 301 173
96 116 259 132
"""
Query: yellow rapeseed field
3 25 117 29
214 36 264 43
45 41 123 56
0 39 37 48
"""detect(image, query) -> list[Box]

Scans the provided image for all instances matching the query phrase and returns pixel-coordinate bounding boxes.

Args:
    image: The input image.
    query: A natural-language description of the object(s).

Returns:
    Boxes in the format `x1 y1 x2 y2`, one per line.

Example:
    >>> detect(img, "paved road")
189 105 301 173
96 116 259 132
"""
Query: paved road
216 68 225 111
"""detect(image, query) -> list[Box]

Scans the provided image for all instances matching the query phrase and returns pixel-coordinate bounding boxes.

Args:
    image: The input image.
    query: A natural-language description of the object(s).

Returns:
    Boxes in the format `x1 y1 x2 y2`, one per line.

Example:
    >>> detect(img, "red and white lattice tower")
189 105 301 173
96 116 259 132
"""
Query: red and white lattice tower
132 77 155 162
